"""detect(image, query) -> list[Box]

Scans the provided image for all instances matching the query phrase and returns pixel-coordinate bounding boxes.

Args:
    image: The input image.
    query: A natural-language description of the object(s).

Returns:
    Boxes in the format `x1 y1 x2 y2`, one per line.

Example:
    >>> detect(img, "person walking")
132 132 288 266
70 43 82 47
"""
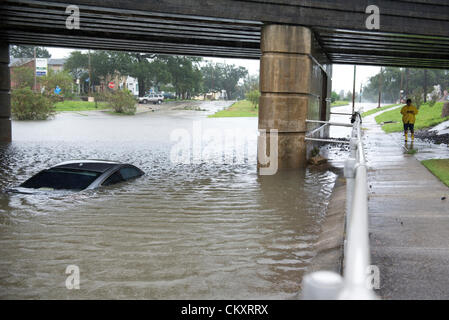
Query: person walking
400 98 419 142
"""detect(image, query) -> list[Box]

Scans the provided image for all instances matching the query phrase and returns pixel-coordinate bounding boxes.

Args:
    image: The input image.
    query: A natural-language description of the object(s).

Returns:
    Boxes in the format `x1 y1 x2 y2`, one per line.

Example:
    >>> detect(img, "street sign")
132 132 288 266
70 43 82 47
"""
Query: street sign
35 58 48 77
108 82 115 89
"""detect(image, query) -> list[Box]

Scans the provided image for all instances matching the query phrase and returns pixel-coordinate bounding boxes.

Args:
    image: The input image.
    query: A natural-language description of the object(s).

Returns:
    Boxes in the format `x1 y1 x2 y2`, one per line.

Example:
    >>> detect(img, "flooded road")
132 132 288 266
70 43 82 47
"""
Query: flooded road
0 101 339 299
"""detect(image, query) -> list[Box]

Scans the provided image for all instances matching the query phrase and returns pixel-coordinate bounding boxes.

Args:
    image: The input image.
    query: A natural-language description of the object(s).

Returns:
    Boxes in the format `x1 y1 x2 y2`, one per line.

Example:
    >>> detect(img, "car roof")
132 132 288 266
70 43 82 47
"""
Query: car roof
51 160 123 173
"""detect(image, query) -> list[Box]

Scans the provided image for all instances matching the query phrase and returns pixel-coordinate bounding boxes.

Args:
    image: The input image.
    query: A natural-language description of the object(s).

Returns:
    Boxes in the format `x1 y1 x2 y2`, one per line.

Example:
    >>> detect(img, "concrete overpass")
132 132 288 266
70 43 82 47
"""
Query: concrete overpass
1 0 449 168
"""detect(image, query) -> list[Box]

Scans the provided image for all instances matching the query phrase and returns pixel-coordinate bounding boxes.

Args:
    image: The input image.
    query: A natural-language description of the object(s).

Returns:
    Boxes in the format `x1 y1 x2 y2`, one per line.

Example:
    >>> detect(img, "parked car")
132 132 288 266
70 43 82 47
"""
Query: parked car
163 92 177 100
139 94 164 104
6 160 144 194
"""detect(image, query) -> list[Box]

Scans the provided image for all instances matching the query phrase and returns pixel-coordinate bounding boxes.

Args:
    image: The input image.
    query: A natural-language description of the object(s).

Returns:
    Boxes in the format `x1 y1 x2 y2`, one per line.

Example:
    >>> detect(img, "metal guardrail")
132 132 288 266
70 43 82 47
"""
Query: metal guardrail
304 119 352 144
302 114 377 300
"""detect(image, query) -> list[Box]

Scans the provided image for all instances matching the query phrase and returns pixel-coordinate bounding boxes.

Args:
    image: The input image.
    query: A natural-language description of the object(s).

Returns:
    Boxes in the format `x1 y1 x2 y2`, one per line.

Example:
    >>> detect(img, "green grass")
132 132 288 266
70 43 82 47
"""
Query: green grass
422 159 449 187
208 100 258 118
105 110 136 116
362 104 400 118
331 100 350 107
54 100 109 112
375 102 449 133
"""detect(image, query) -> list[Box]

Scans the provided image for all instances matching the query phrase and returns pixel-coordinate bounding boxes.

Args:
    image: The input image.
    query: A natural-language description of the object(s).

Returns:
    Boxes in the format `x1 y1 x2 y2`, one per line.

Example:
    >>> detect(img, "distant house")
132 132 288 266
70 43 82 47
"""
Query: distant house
9 57 68 90
124 76 139 96
194 90 226 101
48 58 66 73
10 57 138 96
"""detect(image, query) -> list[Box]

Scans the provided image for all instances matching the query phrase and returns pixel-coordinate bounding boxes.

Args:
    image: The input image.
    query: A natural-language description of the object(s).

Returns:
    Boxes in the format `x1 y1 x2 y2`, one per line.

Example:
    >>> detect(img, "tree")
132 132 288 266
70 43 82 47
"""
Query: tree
363 67 449 103
200 62 248 100
11 87 55 120
39 69 75 100
110 52 153 96
331 91 339 103
237 74 259 100
64 50 89 80
220 64 248 100
201 62 222 93
10 45 51 58
109 52 175 96
246 90 260 108
165 56 203 99
11 66 34 89
410 88 424 108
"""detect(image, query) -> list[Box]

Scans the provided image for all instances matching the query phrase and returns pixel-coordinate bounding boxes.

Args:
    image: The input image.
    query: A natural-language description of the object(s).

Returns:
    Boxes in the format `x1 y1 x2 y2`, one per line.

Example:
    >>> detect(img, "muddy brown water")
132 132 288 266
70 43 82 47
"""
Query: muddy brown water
0 101 340 299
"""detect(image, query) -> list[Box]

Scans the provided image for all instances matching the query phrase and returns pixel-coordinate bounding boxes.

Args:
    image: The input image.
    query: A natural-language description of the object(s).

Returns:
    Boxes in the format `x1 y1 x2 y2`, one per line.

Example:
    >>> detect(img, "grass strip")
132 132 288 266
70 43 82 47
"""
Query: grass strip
375 102 449 133
422 159 449 187
208 100 258 118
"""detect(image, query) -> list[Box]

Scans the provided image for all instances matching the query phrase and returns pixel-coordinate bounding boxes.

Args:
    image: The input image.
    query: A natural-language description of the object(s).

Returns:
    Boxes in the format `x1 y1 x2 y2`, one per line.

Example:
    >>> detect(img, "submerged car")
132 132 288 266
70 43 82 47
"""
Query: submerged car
7 160 144 193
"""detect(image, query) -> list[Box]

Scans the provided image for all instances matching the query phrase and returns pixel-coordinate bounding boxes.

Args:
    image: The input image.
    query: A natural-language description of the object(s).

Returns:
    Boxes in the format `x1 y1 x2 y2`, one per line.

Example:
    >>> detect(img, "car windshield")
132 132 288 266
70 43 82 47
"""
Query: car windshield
20 168 102 191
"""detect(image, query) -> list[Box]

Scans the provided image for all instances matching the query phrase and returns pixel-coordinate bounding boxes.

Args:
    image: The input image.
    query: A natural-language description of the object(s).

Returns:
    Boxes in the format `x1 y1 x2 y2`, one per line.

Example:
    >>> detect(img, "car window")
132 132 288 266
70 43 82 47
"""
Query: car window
119 167 142 180
102 171 125 186
20 169 101 191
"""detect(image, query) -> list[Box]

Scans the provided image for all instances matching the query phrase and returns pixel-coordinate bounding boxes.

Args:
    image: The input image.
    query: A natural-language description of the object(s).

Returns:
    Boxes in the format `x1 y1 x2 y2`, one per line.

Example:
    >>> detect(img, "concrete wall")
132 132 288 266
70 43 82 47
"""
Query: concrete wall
0 42 11 143
306 176 346 275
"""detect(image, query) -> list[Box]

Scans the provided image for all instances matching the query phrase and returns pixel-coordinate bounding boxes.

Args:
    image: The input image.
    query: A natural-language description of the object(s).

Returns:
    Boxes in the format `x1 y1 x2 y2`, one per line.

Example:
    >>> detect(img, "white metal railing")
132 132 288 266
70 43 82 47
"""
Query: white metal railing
302 114 377 300
304 119 352 144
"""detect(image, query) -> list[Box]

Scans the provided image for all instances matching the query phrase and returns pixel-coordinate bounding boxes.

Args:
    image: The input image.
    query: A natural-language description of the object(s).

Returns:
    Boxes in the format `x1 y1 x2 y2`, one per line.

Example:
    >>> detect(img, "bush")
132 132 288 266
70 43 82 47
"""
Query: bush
331 91 339 103
93 91 110 102
39 69 75 101
11 66 34 89
106 90 137 115
11 88 55 120
410 88 424 109
245 89 261 108
428 91 439 107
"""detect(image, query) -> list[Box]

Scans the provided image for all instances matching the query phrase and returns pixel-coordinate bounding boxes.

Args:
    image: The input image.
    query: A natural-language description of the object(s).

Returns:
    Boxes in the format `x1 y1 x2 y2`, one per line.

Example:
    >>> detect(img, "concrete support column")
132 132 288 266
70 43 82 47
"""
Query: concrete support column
259 25 329 169
0 41 11 142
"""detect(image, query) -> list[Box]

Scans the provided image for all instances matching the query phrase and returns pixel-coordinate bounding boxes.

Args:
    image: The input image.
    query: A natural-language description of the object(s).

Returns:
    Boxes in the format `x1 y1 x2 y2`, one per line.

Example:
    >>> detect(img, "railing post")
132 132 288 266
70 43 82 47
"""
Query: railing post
302 271 344 300
301 113 376 300
344 157 356 232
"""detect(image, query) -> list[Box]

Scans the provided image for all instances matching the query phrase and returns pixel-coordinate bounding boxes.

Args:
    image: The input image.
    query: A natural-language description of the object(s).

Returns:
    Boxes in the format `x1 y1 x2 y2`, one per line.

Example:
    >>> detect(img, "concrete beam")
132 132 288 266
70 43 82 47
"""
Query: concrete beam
2 1 449 68
21 0 449 38
0 41 11 143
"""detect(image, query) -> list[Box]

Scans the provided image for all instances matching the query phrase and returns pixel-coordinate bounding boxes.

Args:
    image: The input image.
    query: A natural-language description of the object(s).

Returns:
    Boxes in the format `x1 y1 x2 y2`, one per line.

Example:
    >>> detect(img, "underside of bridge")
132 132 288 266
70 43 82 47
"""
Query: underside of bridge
1 0 449 168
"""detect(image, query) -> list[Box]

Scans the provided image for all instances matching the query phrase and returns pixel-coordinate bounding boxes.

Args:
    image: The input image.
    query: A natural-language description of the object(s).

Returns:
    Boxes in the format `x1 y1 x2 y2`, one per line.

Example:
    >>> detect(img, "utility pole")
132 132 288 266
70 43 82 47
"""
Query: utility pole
424 69 428 103
400 68 404 103
33 46 37 92
352 65 356 114
405 68 409 98
359 83 362 103
88 49 92 96
378 67 383 108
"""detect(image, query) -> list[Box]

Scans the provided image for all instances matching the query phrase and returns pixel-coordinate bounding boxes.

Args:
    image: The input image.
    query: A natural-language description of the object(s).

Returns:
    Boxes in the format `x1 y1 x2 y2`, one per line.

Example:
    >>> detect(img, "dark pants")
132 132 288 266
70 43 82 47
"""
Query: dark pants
403 123 414 133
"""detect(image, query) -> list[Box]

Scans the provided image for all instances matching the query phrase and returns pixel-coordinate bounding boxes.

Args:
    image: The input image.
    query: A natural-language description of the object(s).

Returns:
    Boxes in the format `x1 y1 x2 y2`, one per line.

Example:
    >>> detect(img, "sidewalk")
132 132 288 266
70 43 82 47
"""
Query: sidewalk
363 113 449 299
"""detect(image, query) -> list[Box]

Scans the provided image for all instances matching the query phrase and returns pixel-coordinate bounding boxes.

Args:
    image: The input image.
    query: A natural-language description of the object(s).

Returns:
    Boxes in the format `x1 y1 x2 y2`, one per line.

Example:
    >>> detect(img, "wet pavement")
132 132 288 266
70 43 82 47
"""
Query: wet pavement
363 111 449 299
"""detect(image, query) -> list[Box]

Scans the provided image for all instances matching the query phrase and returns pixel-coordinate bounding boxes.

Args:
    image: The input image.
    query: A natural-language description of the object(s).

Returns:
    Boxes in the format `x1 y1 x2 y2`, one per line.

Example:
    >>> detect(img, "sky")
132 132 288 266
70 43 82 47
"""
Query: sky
47 47 380 93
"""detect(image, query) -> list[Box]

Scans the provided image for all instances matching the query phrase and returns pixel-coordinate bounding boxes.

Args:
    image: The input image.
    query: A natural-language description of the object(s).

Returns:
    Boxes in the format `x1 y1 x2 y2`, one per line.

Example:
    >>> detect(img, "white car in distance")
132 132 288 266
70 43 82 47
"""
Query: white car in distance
139 94 164 104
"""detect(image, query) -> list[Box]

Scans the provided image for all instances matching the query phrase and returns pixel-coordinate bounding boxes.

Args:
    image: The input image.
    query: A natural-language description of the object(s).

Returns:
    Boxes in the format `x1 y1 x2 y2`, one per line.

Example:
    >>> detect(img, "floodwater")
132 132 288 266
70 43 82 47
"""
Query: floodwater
0 101 340 299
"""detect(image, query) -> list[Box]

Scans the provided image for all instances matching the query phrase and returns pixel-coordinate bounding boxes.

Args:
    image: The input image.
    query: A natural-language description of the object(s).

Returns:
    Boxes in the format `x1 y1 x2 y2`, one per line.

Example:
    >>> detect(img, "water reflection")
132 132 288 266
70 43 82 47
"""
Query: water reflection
0 102 337 299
